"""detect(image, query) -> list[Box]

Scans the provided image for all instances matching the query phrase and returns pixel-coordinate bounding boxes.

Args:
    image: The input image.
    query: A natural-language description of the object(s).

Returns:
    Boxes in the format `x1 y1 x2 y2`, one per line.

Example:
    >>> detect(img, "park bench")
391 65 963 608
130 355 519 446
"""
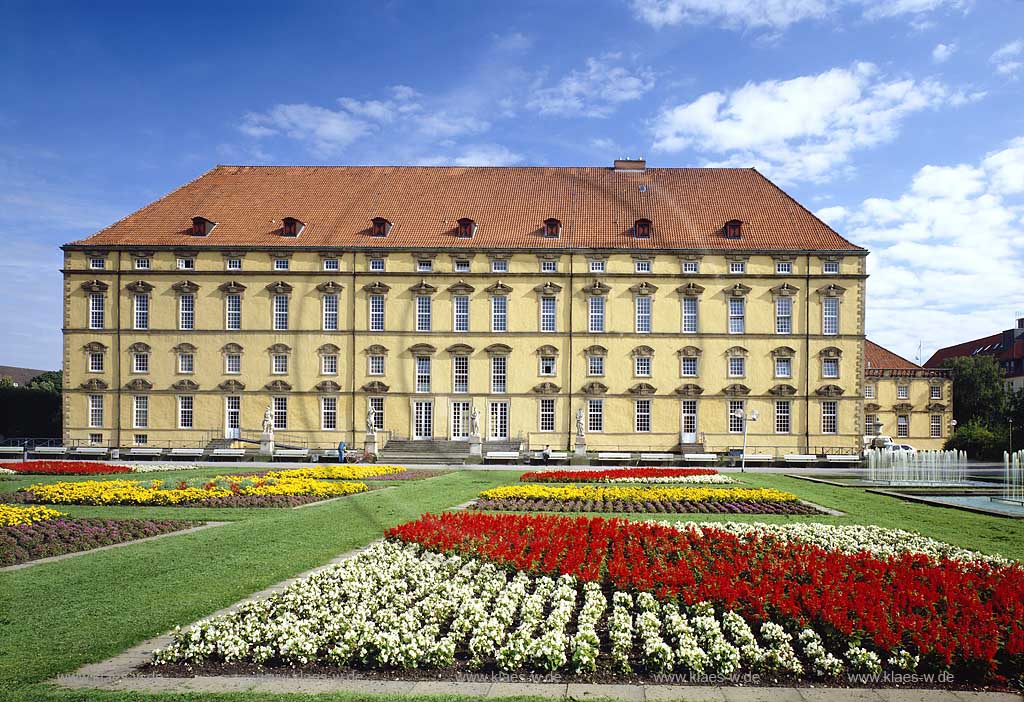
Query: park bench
168 448 205 458
0 446 25 459
484 451 521 463
211 448 246 460
740 453 773 463
314 449 339 462
273 448 310 460
638 452 675 464
682 453 716 463
125 447 163 458
783 454 818 464
529 451 569 464
73 446 109 457
595 452 632 464
31 446 68 456
825 454 861 464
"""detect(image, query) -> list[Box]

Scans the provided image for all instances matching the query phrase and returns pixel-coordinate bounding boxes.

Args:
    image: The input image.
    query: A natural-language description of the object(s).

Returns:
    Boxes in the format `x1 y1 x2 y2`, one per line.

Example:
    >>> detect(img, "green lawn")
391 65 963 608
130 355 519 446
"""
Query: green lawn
1 467 1021 702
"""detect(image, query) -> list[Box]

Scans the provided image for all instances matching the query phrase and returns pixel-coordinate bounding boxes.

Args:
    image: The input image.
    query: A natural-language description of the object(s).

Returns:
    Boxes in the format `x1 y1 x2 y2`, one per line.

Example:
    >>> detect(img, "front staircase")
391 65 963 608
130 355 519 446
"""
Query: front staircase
379 439 472 465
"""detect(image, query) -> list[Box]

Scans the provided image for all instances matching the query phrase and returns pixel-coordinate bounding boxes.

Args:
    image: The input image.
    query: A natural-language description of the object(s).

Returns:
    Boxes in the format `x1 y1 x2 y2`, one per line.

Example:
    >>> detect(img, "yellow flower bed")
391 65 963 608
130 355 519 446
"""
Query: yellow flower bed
23 477 367 506
479 484 800 503
0 504 66 526
266 465 407 480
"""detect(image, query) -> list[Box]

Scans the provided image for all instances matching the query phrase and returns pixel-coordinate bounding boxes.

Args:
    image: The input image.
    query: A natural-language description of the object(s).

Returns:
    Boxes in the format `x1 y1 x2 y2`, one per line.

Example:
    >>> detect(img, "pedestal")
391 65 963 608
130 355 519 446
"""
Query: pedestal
468 434 482 456
364 433 379 457
574 436 587 456
259 432 275 457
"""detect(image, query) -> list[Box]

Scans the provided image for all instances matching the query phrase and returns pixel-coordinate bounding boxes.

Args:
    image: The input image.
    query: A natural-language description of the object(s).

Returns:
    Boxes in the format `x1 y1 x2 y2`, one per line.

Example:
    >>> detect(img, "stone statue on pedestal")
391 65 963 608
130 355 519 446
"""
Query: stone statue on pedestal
366 405 377 436
262 404 275 437
575 408 585 438
470 406 480 436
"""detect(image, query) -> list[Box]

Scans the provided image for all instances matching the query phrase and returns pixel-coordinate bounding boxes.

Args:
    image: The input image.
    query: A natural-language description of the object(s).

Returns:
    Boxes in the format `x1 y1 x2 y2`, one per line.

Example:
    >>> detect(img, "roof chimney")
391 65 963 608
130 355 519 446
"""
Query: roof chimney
613 158 646 172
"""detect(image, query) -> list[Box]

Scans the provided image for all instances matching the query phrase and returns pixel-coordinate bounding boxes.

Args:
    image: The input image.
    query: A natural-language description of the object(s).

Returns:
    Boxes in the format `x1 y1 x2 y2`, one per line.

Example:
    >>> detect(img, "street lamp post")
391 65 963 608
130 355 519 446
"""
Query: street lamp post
731 408 759 473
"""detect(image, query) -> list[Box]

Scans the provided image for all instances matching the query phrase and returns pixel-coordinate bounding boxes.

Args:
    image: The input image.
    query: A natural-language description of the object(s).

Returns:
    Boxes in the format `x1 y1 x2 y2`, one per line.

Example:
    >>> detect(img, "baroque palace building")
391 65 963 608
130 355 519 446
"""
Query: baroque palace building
62 160 868 455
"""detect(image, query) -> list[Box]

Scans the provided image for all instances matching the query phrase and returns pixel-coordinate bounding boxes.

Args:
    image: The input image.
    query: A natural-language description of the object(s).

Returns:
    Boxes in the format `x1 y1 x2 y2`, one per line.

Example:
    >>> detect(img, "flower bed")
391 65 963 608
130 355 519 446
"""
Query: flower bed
473 485 816 515
0 504 65 526
520 468 733 484
128 463 202 473
265 465 407 480
1 516 195 566
0 460 132 475
11 475 368 507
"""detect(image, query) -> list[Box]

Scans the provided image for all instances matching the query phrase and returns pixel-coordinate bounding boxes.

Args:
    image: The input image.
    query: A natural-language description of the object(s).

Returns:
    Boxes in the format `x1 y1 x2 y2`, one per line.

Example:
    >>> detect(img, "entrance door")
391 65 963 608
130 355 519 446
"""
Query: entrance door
489 401 509 441
413 401 433 440
225 396 241 439
681 399 698 443
451 401 470 440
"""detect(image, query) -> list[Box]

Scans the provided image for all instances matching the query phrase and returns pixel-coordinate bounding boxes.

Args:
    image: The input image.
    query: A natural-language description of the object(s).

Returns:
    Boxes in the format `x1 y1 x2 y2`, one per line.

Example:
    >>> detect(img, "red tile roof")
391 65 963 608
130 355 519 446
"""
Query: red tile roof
865 340 922 371
67 165 865 252
925 332 1024 369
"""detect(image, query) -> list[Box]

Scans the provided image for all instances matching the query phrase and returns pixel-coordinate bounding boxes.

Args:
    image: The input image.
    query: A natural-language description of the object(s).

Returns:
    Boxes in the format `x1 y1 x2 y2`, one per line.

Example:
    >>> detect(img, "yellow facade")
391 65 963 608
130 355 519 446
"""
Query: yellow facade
864 373 953 451
63 246 868 455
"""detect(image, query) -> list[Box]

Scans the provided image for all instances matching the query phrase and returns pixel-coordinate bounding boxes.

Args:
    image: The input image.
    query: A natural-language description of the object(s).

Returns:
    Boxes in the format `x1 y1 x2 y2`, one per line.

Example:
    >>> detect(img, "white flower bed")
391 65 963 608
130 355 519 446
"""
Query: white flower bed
129 463 201 473
603 474 735 484
0 467 17 475
659 521 1010 566
154 540 904 678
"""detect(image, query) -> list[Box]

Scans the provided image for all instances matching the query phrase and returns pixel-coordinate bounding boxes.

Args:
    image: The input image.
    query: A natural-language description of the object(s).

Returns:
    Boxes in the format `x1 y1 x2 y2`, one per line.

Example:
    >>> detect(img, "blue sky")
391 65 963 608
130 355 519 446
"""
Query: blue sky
2 0 1022 369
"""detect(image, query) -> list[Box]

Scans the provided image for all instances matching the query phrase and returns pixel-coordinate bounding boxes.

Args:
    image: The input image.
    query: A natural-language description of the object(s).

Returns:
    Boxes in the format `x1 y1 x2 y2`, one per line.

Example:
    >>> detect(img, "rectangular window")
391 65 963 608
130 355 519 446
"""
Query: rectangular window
454 259 470 273
323 258 339 271
635 399 652 433
776 261 793 274
273 294 289 330
133 353 149 374
865 384 876 399
273 258 289 271
369 355 385 376
133 395 148 429
273 396 287 430
369 294 385 332
415 357 431 393
491 356 507 393
682 260 699 273
453 355 468 393
821 401 838 434
369 258 385 272
539 398 556 432
775 400 791 434
865 413 877 435
635 259 652 273
897 415 909 438
226 257 242 271
178 353 194 374
321 354 338 375
541 260 557 273
897 384 909 399
225 354 241 374
177 257 194 270
728 400 745 433
930 385 942 400
134 257 150 270
682 297 698 333
89 293 104 330
775 297 792 335
369 397 384 430
88 352 104 373
321 396 338 431
823 297 839 336
823 260 840 274
179 294 195 330
588 296 605 333
132 295 149 330
90 257 105 270
226 294 241 330
88 394 103 428
587 399 604 432
588 355 604 377
681 357 698 377
635 356 652 377
134 434 148 445
89 433 103 445
491 296 507 332
452 295 469 332
491 259 508 273
729 261 746 274
635 295 652 333
775 357 792 378
589 260 605 273
416 296 432 332
178 395 193 429
931 414 942 438
272 354 288 374
728 297 745 334
539 356 556 376
322 294 339 331
822 358 840 378
417 259 433 273
540 296 556 332
728 357 745 377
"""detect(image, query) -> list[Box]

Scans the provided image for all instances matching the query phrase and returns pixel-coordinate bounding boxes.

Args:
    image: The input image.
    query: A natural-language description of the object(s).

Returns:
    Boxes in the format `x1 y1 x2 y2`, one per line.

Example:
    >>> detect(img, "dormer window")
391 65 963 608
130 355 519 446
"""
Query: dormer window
282 217 304 237
634 218 652 239
724 219 743 239
456 217 477 238
543 218 561 238
191 216 215 237
371 217 392 237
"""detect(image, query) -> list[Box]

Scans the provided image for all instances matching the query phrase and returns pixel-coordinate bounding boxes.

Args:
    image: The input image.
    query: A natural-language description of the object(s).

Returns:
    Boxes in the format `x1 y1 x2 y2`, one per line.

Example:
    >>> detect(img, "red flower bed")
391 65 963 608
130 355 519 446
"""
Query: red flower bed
388 511 1024 679
1 460 131 475
520 467 719 482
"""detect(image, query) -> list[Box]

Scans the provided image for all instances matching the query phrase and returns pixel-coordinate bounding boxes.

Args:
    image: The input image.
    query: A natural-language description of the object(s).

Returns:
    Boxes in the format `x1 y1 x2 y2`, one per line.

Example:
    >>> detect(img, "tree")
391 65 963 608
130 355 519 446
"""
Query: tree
27 370 62 394
943 355 1006 427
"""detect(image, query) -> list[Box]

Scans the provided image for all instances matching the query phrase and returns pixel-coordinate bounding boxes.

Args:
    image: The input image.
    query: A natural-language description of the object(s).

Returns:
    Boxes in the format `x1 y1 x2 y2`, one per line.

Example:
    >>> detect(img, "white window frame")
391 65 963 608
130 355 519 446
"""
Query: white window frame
226 257 242 271
865 413 877 436
369 294 385 332
588 355 604 377
225 294 241 331
490 355 507 394
491 259 508 273
491 295 508 333
682 260 699 274
728 297 745 334
272 354 288 375
635 356 652 377
178 294 195 330
273 396 287 430
89 293 105 330
454 259 470 273
88 395 104 428
452 355 469 393
775 400 791 434
225 354 241 374
775 297 792 335
931 414 942 438
416 259 433 273
823 297 839 336
178 395 194 429
823 260 840 274
728 356 745 378
273 294 289 331
134 257 151 270
273 258 290 271
453 295 469 333
776 261 793 274
539 398 556 433
635 399 652 433
321 396 338 431
133 352 149 374
323 258 340 271
90 257 105 270
728 400 745 433
897 384 909 400
88 351 104 373
634 259 652 273
176 257 195 270
587 399 604 433
822 357 840 378
864 383 876 399
369 258 385 272
540 296 557 333
133 395 149 429
680 356 698 377
589 260 605 273
897 415 909 438
682 297 698 333
539 356 556 376
322 294 339 331
930 385 942 400
588 296 605 333
635 295 652 334
775 357 792 378
729 261 746 274
821 401 838 434
541 260 557 273
131 292 148 330
416 296 432 332
178 353 194 374
415 357 431 393
368 355 385 376
369 397 385 430
321 354 338 375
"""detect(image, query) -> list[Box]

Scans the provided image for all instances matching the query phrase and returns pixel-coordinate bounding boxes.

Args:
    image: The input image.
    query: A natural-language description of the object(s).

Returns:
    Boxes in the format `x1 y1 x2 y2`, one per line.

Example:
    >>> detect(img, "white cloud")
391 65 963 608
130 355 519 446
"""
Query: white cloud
815 205 849 225
837 137 1024 361
991 40 1024 76
932 42 957 63
240 104 372 157
526 54 655 118
651 63 969 183
631 0 970 30
420 143 523 167
493 31 533 51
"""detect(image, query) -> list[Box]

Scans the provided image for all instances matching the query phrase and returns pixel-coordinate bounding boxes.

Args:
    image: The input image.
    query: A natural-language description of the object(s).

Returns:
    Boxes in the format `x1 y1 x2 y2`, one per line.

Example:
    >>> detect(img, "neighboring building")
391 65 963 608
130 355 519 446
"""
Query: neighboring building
924 317 1024 392
61 161 867 454
864 340 953 450
0 365 52 387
